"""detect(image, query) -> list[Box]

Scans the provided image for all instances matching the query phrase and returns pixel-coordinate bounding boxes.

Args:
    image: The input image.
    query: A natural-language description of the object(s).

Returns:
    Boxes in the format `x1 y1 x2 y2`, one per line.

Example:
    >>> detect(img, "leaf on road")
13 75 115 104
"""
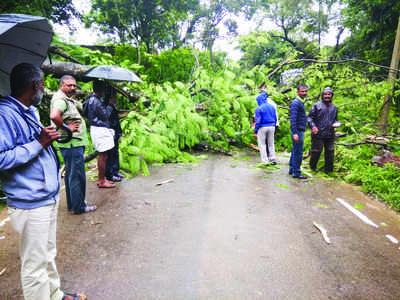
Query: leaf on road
313 202 328 208
275 183 290 189
354 203 365 210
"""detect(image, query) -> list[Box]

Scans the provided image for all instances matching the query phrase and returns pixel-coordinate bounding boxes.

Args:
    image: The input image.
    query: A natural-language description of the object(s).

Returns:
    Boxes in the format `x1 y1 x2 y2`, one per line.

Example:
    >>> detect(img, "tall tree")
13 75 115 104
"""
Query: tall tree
86 0 199 54
0 0 78 24
339 0 400 66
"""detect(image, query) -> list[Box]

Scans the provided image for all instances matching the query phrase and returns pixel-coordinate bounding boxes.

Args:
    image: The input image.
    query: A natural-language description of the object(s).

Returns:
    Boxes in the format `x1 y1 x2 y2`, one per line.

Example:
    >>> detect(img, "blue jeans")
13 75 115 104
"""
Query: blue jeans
60 146 87 213
289 131 304 177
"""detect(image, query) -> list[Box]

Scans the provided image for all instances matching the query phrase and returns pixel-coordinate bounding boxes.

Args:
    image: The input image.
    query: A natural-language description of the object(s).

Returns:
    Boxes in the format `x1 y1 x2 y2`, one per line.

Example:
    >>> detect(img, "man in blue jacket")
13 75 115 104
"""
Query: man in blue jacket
0 63 85 300
289 84 308 179
254 91 278 164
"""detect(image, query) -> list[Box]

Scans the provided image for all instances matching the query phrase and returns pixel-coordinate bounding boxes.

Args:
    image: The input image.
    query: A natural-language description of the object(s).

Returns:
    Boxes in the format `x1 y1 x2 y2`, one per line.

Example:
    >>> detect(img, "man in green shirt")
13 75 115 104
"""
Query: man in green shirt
50 75 96 214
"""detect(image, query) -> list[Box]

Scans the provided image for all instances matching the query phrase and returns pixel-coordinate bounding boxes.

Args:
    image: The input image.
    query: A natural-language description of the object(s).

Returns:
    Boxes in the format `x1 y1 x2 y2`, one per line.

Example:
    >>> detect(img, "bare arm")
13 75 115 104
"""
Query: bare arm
50 108 79 132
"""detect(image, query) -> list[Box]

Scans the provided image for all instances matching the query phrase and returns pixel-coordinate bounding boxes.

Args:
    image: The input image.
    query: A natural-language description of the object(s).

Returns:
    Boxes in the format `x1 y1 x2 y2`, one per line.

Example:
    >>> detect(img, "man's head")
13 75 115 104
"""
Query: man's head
59 75 77 98
93 80 106 98
297 84 308 99
321 87 333 102
10 63 44 107
106 87 118 104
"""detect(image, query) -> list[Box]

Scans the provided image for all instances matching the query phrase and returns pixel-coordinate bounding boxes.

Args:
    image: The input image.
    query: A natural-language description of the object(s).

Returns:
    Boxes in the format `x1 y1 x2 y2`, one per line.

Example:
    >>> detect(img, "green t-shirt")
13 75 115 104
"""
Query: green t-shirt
50 90 88 148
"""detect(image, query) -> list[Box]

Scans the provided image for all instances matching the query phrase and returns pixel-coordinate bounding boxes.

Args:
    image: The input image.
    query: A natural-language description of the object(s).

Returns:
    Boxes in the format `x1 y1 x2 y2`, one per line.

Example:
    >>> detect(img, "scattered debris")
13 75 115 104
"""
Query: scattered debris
372 150 400 167
90 220 103 226
155 178 174 186
385 235 398 244
313 222 331 244
336 198 379 228
0 267 6 276
0 217 10 227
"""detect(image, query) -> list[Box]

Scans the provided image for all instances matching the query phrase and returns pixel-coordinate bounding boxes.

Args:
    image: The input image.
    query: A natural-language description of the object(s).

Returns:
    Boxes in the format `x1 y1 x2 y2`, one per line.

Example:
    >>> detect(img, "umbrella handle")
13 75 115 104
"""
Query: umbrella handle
56 123 73 143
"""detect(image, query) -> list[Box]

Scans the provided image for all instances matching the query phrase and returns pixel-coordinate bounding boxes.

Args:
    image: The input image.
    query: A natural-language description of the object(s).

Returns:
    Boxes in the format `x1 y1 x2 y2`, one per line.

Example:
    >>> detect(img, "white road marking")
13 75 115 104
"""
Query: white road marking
386 235 399 244
0 217 10 227
336 198 379 228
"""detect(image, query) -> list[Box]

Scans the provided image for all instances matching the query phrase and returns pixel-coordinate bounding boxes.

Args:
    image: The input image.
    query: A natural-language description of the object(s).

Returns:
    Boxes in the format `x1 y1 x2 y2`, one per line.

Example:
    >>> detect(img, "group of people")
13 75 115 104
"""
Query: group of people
0 63 124 300
254 84 339 179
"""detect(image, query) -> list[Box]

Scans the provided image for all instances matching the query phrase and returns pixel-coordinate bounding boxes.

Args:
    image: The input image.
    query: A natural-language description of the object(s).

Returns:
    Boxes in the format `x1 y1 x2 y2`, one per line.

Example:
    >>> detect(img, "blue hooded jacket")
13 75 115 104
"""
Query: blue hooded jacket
0 96 61 209
254 92 277 133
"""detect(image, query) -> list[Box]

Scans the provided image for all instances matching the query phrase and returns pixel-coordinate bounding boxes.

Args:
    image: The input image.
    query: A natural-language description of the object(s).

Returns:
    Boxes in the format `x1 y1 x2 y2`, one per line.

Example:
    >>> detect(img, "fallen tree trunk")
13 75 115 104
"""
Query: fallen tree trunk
41 61 91 81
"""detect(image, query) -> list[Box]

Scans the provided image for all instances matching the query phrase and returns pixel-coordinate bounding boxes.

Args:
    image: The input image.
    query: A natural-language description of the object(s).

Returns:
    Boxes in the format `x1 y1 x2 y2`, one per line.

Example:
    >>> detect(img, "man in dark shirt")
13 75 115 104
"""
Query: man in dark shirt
307 87 339 173
289 84 308 179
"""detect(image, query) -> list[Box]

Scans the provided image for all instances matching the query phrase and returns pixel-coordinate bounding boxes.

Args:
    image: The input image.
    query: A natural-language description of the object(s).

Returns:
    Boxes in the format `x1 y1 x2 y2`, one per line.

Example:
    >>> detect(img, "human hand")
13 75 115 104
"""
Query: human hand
68 121 79 132
293 134 299 143
312 126 319 134
38 126 60 148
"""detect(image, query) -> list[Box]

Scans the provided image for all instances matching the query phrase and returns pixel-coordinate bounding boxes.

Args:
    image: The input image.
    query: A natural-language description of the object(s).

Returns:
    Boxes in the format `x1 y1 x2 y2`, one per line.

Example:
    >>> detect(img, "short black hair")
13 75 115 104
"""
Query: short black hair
297 84 308 91
93 79 106 93
10 63 42 97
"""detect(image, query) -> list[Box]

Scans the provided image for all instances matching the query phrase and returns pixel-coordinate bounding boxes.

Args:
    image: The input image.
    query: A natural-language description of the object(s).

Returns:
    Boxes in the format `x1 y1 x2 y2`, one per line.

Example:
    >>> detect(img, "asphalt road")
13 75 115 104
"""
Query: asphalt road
1 151 400 299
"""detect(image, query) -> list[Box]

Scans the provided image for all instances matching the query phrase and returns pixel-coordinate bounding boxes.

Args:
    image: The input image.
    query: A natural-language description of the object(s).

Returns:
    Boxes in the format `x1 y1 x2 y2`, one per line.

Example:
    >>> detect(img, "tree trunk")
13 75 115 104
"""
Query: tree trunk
380 16 400 134
41 61 91 81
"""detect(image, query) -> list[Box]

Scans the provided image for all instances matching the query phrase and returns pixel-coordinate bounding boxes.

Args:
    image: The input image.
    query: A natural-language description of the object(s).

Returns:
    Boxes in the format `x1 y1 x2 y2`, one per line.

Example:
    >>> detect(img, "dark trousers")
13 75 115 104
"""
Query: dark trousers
106 137 120 179
60 146 87 213
289 131 304 177
310 137 335 173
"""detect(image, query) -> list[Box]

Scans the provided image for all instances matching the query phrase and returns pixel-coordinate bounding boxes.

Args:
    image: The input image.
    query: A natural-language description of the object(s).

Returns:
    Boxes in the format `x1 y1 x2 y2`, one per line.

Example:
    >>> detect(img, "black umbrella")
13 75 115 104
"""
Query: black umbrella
0 14 71 143
0 14 53 96
84 65 142 82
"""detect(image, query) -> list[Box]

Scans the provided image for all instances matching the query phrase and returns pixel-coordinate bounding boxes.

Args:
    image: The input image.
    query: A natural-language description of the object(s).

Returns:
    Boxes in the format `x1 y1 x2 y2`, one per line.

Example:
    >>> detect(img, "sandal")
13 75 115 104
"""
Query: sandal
62 292 87 300
84 205 97 213
97 180 116 188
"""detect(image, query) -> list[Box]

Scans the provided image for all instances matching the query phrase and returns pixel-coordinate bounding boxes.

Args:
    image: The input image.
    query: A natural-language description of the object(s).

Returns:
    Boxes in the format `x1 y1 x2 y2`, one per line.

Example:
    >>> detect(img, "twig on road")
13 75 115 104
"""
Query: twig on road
313 222 331 244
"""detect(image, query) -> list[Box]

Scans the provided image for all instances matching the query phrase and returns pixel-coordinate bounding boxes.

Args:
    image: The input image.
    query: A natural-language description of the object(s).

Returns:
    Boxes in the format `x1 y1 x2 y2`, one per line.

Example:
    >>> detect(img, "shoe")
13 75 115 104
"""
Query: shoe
110 175 122 182
62 292 86 300
292 175 307 179
270 160 278 165
84 205 97 213
117 172 125 179
288 170 293 175
72 206 96 215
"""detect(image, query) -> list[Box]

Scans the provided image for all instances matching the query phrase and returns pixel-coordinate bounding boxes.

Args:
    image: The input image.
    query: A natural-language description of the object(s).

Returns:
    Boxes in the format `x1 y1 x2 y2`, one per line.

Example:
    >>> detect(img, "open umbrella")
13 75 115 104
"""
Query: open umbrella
84 65 142 83
0 14 71 143
0 14 53 96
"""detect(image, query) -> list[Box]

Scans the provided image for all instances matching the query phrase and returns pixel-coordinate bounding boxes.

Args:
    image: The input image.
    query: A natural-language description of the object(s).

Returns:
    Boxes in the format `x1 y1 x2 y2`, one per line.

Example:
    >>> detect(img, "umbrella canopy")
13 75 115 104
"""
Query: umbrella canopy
0 14 53 96
84 65 142 83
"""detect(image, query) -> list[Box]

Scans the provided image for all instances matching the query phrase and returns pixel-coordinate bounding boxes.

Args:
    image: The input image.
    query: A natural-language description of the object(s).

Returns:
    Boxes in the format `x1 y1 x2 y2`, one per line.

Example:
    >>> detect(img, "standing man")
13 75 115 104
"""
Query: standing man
85 80 115 188
308 87 339 173
289 84 308 179
0 63 86 300
50 75 96 214
254 91 278 164
105 87 124 182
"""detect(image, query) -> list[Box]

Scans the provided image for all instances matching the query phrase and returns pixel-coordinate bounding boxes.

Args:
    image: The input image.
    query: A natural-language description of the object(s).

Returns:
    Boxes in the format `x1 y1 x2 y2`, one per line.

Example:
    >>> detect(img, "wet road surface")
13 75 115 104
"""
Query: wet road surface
1 152 400 299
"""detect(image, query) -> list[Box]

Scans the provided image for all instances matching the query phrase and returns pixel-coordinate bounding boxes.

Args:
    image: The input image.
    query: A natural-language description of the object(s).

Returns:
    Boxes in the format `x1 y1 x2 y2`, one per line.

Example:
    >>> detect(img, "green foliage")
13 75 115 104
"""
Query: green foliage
340 0 400 66
0 0 78 24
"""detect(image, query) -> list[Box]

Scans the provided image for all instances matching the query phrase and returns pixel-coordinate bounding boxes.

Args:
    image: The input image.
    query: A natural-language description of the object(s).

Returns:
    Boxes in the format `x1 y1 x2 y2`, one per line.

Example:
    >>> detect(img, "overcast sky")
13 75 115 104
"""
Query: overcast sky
52 0 348 61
